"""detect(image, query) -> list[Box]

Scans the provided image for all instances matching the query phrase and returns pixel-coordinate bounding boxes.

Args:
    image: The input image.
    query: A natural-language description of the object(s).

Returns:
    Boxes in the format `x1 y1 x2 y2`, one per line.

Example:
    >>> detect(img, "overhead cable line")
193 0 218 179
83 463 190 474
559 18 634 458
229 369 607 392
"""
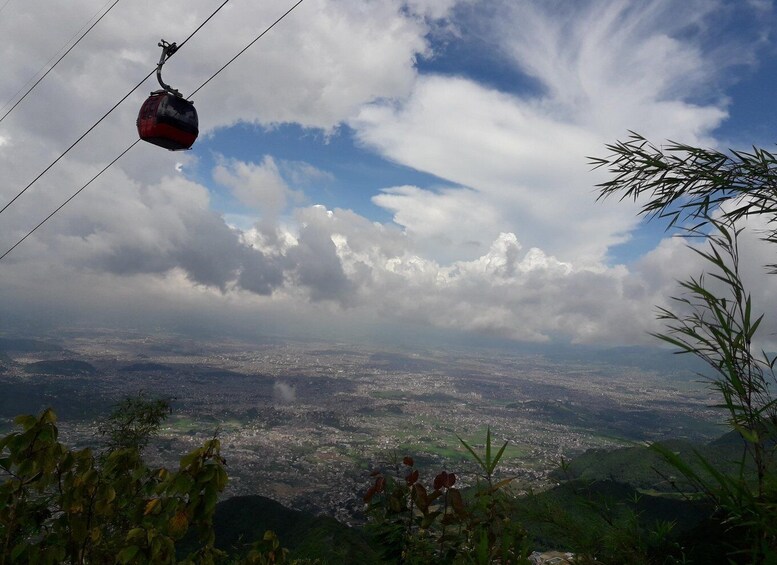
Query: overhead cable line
0 0 231 218
0 0 13 18
168 0 231 54
0 0 122 124
189 0 305 98
0 140 140 262
0 0 306 261
0 69 155 217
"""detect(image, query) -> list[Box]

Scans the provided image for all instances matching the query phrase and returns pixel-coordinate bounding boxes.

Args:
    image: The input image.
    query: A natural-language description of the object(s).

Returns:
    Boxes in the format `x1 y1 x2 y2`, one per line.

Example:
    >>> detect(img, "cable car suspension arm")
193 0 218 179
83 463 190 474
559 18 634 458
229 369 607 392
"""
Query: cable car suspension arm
156 39 182 97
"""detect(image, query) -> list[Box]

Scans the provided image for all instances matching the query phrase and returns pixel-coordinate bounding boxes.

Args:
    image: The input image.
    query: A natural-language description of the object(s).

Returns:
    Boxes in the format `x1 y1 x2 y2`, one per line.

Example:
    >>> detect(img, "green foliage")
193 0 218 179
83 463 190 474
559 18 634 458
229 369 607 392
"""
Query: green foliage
240 530 292 564
98 393 172 452
552 436 765 494
645 217 777 563
234 529 321 565
205 495 380 564
364 431 531 564
595 134 777 563
520 478 697 564
0 407 228 564
457 428 509 487
593 133 777 252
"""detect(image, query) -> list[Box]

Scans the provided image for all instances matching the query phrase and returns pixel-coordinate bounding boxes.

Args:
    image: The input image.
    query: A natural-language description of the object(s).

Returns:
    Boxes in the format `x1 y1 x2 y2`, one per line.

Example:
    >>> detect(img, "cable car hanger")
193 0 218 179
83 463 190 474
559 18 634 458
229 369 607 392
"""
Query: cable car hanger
136 39 199 151
155 39 182 97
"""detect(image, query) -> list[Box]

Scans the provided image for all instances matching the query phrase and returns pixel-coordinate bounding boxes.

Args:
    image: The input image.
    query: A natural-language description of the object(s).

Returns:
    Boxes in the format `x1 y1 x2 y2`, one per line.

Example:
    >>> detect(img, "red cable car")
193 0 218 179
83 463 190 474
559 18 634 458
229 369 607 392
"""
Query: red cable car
137 40 198 151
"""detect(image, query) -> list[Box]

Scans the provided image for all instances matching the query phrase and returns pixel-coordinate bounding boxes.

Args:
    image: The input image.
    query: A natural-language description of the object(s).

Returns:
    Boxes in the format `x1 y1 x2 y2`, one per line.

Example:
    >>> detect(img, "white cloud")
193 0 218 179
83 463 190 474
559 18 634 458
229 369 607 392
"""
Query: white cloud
184 0 431 132
372 184 504 263
404 0 469 20
0 0 773 348
273 381 296 403
214 156 295 216
0 0 433 169
499 0 727 138
282 160 334 187
352 0 738 264
354 75 640 263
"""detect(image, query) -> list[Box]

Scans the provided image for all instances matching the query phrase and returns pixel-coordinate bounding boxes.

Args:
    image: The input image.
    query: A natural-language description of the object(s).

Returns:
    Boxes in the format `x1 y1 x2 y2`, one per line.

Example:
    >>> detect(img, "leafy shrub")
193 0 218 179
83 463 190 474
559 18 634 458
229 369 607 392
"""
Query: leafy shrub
364 428 531 564
0 408 227 564
595 135 777 563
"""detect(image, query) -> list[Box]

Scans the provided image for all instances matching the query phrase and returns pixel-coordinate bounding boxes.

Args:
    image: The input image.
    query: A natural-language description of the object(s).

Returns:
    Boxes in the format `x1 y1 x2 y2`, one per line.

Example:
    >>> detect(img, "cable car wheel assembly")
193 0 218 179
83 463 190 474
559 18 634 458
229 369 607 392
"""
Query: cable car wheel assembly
136 40 199 151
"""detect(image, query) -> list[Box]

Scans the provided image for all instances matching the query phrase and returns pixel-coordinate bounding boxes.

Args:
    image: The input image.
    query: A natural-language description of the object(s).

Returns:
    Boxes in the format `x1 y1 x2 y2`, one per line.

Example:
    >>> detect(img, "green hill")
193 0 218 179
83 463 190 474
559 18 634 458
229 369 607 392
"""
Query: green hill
200 495 384 564
551 435 750 492
520 431 772 562
516 479 726 563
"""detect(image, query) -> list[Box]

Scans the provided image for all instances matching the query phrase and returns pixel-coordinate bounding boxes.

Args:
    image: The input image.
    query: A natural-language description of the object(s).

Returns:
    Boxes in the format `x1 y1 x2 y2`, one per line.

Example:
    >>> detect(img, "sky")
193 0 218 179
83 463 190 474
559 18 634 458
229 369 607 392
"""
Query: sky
1 0 777 349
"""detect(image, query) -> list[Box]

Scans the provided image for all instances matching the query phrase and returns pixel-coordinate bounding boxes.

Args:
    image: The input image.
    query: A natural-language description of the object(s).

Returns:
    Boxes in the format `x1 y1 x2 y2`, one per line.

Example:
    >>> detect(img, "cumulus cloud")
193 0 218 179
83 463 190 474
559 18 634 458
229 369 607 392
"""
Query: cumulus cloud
341 229 664 344
286 206 356 304
0 0 434 308
372 184 504 263
0 0 773 349
213 156 301 227
0 0 433 177
185 0 430 132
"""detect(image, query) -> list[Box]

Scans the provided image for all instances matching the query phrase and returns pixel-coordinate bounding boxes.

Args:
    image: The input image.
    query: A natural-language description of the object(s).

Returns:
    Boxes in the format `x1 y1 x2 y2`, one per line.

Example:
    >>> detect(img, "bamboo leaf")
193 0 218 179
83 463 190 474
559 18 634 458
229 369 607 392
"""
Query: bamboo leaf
490 440 509 475
486 426 492 469
457 435 485 471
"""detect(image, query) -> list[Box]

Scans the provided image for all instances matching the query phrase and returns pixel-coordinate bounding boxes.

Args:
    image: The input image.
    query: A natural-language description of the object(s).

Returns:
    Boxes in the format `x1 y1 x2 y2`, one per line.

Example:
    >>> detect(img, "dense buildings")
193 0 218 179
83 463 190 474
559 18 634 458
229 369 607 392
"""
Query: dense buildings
0 331 720 522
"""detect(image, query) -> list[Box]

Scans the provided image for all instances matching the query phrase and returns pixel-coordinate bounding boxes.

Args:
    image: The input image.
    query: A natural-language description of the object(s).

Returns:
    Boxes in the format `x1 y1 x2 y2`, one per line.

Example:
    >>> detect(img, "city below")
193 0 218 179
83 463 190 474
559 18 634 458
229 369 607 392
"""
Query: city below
0 331 722 524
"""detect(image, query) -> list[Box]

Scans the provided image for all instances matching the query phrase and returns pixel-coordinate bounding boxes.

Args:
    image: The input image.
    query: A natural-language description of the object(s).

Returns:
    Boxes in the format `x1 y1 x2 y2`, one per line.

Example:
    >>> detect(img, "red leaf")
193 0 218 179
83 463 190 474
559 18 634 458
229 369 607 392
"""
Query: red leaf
413 483 429 512
433 471 447 491
449 488 466 516
405 469 419 486
403 456 414 467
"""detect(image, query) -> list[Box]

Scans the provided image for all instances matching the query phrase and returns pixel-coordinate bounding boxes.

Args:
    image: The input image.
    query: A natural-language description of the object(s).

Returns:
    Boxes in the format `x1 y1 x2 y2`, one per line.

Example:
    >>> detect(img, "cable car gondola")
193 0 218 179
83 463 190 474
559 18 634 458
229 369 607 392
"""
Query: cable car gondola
137 40 198 151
